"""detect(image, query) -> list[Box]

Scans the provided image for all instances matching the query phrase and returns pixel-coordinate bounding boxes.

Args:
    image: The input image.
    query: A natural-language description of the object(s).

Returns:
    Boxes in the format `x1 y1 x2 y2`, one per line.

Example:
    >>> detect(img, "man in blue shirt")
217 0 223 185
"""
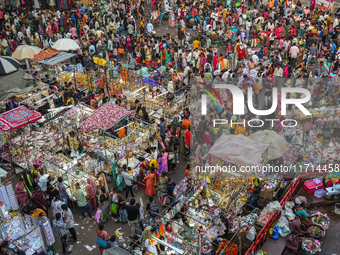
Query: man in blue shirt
331 41 337 61
53 213 72 254
81 5 86 15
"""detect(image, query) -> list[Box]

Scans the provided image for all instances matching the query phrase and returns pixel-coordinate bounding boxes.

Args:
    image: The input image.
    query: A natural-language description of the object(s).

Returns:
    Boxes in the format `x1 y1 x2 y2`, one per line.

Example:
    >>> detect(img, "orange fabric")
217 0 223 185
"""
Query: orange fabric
216 240 238 255
118 127 126 138
185 169 190 177
31 209 44 218
144 173 155 196
182 120 191 130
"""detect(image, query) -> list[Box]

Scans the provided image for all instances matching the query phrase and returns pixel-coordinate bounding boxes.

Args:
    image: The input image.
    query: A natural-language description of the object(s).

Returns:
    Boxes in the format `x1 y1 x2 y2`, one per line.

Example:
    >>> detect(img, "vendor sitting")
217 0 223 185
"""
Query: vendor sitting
294 202 310 218
118 125 126 138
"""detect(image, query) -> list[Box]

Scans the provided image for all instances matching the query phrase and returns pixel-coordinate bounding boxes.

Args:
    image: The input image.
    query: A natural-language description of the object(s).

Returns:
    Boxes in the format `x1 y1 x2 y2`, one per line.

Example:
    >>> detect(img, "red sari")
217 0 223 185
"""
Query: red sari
144 173 156 196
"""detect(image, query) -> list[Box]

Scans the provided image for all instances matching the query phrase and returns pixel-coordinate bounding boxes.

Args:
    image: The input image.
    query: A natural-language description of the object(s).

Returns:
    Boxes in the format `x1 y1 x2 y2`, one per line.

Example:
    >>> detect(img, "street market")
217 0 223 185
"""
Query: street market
0 0 339 254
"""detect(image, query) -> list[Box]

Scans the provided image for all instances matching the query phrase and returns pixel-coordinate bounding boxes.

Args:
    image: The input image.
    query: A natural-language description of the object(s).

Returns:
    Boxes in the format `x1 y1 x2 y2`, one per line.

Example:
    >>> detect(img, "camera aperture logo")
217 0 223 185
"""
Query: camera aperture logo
199 83 311 128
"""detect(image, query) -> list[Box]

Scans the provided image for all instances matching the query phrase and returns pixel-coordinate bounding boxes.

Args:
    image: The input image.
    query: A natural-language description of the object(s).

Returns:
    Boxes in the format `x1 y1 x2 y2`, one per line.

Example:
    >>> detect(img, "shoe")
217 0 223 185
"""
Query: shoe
176 161 180 164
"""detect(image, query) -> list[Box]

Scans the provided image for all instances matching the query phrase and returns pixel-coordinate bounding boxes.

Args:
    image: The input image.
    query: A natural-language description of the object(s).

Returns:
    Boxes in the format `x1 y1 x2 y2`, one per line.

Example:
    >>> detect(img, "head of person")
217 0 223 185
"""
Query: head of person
98 222 105 231
18 177 24 184
100 186 106 194
55 212 62 221
58 176 63 183
149 196 154 203
60 202 68 212
168 177 173 184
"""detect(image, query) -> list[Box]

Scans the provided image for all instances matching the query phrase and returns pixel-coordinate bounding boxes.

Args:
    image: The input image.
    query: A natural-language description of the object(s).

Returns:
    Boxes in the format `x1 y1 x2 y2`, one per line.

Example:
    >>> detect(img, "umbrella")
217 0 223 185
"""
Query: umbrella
12 45 42 61
249 130 289 160
0 56 21 75
52 38 80 51
12 45 42 73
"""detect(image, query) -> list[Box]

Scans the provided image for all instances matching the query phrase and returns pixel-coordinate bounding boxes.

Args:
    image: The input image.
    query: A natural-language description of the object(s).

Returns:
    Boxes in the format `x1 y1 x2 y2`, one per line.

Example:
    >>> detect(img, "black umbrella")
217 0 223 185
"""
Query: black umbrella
0 56 21 75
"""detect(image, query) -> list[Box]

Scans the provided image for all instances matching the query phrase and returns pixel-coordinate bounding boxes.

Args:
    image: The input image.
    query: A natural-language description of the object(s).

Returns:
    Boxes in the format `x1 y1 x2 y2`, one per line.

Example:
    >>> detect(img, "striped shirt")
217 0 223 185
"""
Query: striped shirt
63 208 75 228
53 219 67 237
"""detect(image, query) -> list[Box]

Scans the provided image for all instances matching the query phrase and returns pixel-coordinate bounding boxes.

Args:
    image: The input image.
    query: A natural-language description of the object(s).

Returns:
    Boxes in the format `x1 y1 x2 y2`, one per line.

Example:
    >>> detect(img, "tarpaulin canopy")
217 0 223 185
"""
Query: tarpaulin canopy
0 105 42 131
12 125 64 152
202 134 269 166
0 71 39 100
103 247 133 255
32 48 60 62
249 130 289 160
80 103 135 132
38 52 76 65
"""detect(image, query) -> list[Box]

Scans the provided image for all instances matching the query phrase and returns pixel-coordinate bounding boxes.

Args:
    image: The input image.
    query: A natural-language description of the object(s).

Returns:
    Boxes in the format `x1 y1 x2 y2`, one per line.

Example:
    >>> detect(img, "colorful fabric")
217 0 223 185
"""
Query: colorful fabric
32 48 60 62
80 103 135 131
12 125 64 152
0 106 42 131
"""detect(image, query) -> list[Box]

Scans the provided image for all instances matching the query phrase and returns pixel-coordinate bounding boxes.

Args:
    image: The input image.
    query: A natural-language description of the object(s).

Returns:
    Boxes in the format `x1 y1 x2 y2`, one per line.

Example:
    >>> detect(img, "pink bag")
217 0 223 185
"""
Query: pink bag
95 208 102 223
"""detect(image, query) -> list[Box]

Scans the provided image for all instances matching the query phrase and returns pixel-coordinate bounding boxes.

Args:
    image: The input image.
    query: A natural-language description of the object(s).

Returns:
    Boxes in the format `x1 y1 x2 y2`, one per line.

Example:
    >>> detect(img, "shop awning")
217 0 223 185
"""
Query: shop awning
32 48 60 62
12 125 64 152
202 134 269 166
80 103 135 132
0 105 42 131
38 52 76 65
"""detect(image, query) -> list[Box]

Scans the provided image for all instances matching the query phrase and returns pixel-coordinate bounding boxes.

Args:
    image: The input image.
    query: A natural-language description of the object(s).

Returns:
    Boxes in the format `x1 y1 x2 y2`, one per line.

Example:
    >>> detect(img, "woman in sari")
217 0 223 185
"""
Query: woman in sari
143 170 156 196
97 222 109 254
99 186 111 223
98 172 108 194
86 177 97 210
32 187 48 216
178 124 186 156
15 177 29 208
157 172 168 203
138 157 150 189
31 205 47 218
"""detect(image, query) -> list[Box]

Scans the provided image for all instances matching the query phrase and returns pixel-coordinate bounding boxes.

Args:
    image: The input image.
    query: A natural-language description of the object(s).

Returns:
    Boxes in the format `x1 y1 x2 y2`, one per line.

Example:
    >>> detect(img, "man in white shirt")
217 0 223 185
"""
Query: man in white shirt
52 195 64 218
146 21 154 35
122 166 135 198
289 43 299 67
252 52 259 65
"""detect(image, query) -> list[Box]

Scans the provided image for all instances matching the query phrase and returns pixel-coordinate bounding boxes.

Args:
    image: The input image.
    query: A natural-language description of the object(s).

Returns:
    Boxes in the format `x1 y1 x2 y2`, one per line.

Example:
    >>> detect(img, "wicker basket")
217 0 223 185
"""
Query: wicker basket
334 203 340 216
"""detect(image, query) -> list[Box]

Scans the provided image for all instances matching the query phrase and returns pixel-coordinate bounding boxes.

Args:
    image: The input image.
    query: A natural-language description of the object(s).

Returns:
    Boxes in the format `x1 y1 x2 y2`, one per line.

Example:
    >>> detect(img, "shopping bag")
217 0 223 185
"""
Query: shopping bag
111 204 118 214
95 208 102 223
161 195 170 206
118 48 125 54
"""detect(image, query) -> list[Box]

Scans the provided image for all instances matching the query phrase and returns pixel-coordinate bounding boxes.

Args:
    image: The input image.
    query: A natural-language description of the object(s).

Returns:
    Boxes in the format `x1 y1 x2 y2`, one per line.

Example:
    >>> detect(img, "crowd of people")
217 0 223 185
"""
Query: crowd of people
1 0 340 253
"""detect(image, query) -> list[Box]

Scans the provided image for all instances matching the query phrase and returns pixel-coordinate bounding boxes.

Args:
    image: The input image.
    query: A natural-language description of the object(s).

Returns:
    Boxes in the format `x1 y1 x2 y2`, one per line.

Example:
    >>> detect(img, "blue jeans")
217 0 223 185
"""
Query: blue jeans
147 214 156 225
139 220 145 231
169 198 175 207
61 196 68 207
126 185 135 199
250 194 259 207
80 203 92 219
120 209 128 223
60 234 67 253
246 30 250 41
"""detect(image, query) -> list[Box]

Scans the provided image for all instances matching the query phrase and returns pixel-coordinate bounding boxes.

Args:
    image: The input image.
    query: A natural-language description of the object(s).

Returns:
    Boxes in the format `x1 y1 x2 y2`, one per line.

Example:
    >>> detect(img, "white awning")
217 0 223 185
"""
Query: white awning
38 52 76 65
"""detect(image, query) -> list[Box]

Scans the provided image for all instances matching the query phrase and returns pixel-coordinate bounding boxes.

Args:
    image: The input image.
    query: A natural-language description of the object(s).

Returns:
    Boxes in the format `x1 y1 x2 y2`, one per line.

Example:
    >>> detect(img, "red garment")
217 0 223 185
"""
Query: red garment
32 190 46 210
186 130 191 148
11 40 17 51
144 173 156 196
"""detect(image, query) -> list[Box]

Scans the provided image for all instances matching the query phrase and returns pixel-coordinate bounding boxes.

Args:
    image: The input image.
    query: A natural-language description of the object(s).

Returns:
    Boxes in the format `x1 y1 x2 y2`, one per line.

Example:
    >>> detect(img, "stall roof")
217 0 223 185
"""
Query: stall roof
32 48 60 62
38 52 76 65
0 71 39 100
202 134 269 166
0 105 42 131
80 103 135 132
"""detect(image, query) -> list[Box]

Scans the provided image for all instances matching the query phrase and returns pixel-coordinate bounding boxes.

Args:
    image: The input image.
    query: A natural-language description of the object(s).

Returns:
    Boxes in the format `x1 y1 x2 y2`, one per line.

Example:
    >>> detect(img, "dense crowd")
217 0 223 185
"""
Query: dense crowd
1 0 340 254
